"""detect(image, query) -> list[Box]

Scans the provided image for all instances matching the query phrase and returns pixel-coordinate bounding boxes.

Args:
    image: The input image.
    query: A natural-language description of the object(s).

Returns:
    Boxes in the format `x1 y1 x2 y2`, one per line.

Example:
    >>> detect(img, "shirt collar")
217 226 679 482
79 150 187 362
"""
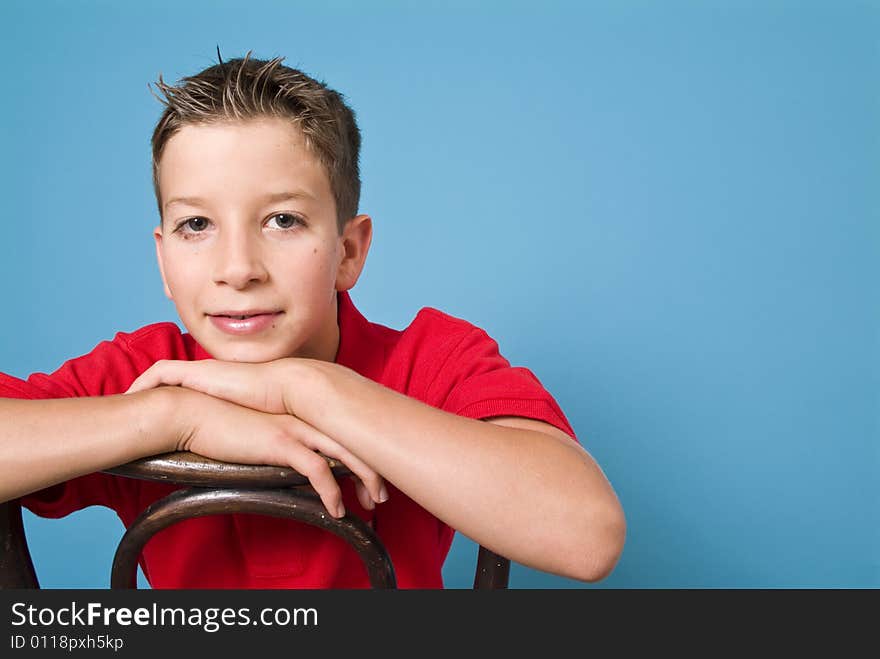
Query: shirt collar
335 290 386 380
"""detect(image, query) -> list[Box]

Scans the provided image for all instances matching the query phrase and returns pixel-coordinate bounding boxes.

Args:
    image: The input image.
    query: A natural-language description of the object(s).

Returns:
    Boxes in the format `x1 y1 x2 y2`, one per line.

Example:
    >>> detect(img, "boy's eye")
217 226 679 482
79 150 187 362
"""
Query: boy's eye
181 217 209 232
267 213 302 230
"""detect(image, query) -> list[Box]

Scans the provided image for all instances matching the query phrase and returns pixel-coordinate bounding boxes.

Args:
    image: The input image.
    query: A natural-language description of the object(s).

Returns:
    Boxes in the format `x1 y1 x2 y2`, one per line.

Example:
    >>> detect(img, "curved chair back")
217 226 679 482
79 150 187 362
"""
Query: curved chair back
1 452 509 589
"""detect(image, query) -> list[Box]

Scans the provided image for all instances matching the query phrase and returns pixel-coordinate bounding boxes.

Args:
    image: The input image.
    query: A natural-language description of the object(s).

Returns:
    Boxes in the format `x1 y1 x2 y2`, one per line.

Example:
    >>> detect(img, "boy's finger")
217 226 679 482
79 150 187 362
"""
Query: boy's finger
354 479 375 511
124 372 153 394
323 448 384 505
124 360 182 394
287 417 386 504
289 447 346 518
129 360 287 414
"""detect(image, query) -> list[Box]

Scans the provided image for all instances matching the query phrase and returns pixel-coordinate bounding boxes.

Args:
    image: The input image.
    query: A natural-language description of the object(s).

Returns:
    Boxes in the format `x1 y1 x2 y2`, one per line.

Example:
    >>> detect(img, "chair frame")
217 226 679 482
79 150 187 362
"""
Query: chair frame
0 452 510 589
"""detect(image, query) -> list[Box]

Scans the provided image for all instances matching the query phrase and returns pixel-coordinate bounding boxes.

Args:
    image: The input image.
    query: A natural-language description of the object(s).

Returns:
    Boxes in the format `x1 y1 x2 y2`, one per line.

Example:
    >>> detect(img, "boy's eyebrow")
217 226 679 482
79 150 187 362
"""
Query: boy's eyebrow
163 190 315 212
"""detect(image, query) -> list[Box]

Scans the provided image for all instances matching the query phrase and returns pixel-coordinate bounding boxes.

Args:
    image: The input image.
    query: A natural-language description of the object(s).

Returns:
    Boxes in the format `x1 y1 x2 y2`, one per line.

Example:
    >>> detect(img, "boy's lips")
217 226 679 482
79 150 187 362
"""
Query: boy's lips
207 311 284 336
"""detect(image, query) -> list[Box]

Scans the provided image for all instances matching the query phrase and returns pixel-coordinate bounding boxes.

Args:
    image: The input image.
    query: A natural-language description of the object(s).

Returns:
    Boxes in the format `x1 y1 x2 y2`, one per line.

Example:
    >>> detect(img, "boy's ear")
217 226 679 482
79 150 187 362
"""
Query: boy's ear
335 214 373 292
153 225 174 300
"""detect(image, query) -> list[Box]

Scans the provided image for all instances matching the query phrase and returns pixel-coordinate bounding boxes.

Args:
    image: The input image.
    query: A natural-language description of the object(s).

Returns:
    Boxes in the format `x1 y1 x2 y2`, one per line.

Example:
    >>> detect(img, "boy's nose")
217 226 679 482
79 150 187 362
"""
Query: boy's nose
212 231 269 289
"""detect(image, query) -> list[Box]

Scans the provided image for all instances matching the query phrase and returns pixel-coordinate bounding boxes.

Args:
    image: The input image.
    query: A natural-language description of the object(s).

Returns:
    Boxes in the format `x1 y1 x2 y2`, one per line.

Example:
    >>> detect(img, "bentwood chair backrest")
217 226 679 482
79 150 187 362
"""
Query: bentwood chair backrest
0 452 510 589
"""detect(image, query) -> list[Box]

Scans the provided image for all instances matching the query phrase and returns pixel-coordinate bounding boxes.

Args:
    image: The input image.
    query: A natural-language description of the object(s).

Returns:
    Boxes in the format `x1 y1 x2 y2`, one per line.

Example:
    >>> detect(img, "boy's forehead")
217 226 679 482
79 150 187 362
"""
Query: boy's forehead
158 118 332 211
164 117 311 158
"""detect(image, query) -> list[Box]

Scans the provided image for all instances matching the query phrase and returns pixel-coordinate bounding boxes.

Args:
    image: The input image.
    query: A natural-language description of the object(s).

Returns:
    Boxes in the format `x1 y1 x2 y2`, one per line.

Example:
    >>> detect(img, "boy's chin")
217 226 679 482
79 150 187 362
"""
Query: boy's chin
202 341 295 363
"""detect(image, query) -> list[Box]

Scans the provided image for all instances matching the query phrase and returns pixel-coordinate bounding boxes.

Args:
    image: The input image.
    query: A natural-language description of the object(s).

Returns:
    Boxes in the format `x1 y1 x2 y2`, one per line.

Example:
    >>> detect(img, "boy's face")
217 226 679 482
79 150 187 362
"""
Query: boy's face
154 118 370 363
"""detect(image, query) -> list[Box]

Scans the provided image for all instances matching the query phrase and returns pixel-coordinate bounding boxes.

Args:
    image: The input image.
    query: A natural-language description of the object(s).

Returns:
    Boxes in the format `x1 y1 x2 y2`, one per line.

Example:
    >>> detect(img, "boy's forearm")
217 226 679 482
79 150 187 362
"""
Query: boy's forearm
0 388 180 504
285 360 625 582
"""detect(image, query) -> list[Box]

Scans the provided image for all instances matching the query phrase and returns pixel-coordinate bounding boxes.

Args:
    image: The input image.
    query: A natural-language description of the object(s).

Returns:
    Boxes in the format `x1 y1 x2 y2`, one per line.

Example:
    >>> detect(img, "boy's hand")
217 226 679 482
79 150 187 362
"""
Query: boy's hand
127 359 290 414
128 359 388 514
174 389 358 517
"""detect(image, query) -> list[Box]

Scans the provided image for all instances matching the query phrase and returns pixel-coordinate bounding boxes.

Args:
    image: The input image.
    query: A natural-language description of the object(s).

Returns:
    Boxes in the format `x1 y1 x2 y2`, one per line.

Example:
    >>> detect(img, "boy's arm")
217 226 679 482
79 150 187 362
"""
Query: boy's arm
127 359 627 583
295 361 626 584
0 387 384 516
0 389 177 504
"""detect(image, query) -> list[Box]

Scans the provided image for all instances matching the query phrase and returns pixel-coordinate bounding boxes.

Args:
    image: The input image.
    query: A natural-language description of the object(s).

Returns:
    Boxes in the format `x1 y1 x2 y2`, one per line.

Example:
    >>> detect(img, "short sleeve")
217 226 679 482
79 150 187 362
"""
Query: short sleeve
428 327 577 441
2 324 181 399
0 323 188 518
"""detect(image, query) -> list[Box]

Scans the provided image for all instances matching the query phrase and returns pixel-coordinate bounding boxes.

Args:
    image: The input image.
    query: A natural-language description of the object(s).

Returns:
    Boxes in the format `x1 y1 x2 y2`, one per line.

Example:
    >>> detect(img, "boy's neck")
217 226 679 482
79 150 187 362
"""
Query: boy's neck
299 294 342 364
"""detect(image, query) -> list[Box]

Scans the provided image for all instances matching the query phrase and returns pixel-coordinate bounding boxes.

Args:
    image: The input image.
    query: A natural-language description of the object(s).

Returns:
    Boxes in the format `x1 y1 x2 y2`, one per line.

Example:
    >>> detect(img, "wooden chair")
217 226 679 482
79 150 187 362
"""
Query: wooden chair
0 453 510 589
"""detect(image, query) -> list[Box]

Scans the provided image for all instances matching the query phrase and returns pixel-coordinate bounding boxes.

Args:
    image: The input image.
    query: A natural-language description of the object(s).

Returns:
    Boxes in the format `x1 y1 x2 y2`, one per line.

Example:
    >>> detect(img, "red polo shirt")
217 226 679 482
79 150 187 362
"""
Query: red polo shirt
1 293 576 588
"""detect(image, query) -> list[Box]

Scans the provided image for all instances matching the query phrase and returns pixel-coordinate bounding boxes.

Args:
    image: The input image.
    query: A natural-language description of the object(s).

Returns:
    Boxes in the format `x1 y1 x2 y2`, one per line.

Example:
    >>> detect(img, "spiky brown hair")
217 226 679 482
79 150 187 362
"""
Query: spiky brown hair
150 51 361 230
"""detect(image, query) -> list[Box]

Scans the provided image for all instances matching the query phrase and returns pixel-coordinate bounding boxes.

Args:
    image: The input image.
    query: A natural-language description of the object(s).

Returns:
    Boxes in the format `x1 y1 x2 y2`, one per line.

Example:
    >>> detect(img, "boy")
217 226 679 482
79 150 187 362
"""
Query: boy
0 53 625 588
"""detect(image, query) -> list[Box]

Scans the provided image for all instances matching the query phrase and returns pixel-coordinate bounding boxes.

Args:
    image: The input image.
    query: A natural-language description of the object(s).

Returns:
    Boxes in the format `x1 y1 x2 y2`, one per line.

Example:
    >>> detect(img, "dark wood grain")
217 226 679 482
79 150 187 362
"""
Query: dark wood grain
110 487 396 589
0 500 39 588
2 452 509 589
104 451 352 488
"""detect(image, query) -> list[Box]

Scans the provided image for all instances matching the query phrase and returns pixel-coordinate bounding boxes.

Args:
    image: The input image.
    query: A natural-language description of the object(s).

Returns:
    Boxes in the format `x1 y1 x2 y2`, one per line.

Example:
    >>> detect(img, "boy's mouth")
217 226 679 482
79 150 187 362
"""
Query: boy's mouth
208 309 283 319
207 310 284 335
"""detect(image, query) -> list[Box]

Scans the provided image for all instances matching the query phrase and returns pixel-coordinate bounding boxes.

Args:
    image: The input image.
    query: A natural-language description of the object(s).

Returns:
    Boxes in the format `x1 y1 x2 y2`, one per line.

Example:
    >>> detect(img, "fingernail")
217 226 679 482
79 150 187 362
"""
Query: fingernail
378 484 389 503
336 503 346 518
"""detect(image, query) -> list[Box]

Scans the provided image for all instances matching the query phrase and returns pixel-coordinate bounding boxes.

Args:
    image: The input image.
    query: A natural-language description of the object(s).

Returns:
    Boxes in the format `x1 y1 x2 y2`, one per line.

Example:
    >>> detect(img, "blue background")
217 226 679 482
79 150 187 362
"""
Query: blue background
1 0 876 588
